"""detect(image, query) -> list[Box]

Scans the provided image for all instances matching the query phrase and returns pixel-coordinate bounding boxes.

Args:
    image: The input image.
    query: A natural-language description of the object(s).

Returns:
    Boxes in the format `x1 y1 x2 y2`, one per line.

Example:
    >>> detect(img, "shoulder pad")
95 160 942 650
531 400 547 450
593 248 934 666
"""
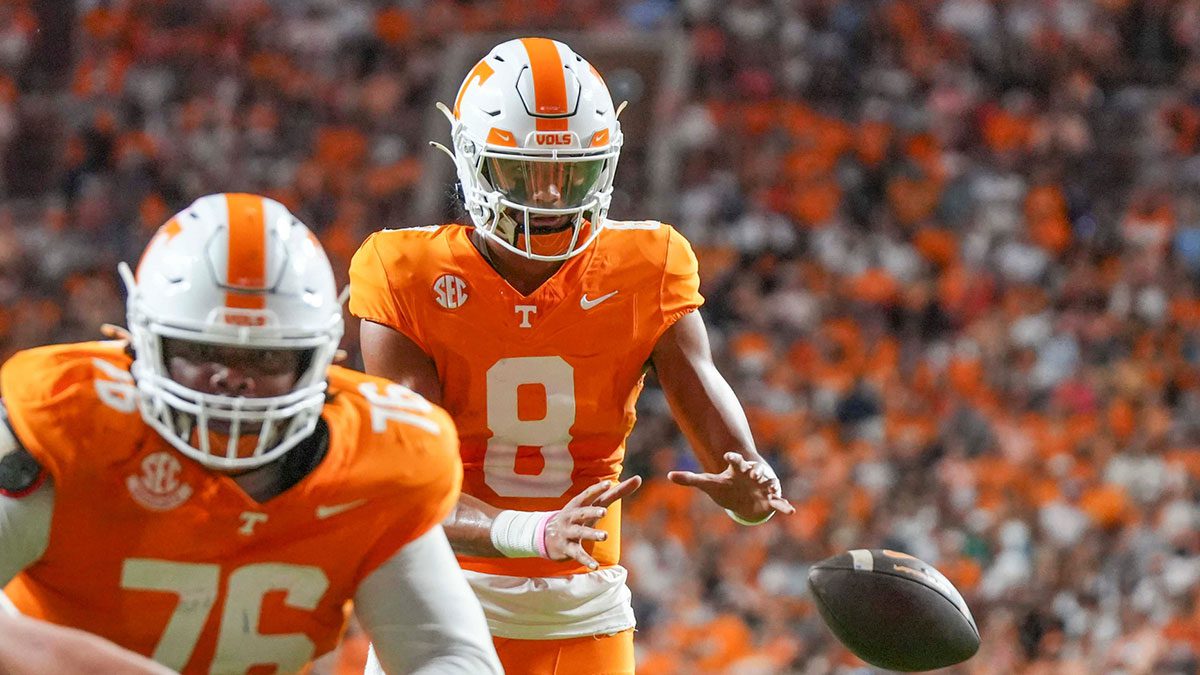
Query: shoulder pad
1 342 132 409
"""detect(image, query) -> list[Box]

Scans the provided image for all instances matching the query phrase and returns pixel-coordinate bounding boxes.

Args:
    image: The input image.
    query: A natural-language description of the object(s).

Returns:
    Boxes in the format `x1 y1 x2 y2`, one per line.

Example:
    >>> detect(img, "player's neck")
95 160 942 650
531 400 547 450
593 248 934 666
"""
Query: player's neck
226 418 329 503
230 463 286 503
471 230 564 296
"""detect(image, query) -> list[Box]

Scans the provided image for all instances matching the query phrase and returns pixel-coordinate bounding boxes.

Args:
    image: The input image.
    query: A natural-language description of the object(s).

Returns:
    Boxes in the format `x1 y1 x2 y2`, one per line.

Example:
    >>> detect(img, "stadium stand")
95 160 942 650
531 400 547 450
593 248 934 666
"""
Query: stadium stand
5 0 1200 672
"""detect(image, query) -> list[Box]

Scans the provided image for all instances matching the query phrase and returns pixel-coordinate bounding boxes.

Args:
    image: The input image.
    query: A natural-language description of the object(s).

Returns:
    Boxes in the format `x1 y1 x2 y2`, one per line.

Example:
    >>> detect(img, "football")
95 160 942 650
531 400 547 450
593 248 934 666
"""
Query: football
808 549 980 672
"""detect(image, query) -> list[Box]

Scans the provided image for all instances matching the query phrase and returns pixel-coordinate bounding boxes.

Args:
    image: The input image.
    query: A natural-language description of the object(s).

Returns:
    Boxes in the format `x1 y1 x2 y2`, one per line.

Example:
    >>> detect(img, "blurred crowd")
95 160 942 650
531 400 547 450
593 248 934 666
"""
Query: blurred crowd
6 0 1200 673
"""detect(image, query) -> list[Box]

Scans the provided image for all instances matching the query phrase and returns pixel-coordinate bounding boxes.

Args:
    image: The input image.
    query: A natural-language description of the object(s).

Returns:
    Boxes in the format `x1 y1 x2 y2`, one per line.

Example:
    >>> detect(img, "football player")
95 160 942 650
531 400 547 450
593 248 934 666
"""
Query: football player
0 194 501 674
350 38 794 674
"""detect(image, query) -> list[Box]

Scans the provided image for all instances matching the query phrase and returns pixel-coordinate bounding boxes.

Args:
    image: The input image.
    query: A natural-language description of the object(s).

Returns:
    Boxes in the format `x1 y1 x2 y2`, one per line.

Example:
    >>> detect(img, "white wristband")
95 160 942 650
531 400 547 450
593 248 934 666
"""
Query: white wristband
725 508 775 526
490 510 556 558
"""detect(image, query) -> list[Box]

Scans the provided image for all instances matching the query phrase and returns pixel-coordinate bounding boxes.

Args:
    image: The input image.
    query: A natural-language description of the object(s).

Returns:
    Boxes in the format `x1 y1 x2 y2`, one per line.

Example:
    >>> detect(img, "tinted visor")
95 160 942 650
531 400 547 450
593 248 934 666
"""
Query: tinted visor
485 157 605 209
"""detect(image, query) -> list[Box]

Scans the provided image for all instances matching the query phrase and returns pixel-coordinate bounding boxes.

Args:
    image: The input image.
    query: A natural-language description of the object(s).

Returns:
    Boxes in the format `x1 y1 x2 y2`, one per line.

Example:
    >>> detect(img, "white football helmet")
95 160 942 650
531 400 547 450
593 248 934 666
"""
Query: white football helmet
118 193 343 471
440 37 623 261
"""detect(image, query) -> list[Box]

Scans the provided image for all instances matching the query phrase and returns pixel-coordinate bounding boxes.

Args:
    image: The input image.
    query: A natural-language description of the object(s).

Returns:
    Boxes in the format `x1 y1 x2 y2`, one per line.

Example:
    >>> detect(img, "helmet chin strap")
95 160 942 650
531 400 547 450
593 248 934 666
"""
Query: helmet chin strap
490 209 585 260
495 211 521 246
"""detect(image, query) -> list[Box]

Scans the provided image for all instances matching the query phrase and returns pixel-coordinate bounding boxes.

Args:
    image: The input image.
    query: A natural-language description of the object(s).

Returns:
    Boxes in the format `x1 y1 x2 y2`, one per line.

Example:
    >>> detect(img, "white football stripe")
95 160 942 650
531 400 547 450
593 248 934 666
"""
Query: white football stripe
849 549 874 572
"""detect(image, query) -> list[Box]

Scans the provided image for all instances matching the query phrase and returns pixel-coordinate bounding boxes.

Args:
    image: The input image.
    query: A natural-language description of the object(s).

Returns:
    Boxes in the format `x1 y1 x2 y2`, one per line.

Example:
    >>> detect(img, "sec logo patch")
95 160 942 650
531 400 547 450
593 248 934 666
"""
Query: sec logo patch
126 451 193 511
433 274 468 309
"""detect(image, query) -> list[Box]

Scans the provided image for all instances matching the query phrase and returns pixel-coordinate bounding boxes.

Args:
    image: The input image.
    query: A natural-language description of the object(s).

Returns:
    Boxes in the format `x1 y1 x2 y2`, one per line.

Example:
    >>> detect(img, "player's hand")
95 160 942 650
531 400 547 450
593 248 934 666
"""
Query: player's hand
667 452 794 523
543 476 642 570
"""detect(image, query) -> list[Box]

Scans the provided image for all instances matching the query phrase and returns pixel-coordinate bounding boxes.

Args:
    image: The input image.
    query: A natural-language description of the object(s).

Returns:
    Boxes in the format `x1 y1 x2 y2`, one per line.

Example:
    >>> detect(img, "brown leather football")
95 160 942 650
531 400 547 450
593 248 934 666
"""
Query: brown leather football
808 549 980 672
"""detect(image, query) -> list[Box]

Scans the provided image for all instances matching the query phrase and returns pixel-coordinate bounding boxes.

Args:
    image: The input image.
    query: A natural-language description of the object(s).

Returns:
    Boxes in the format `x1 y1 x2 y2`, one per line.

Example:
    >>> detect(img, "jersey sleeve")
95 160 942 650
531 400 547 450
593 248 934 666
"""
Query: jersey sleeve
348 233 428 353
658 225 705 337
354 406 463 585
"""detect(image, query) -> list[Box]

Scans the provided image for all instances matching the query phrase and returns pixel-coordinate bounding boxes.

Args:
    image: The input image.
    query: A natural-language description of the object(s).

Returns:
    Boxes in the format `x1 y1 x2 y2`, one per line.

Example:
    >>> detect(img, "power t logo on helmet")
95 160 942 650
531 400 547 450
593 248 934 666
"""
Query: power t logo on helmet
119 193 344 471
437 37 623 261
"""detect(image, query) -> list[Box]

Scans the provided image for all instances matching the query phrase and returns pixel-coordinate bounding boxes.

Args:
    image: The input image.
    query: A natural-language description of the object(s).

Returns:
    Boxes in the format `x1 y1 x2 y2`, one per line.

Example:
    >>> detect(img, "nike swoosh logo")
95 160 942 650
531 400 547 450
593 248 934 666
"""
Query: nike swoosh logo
580 290 619 310
316 499 368 520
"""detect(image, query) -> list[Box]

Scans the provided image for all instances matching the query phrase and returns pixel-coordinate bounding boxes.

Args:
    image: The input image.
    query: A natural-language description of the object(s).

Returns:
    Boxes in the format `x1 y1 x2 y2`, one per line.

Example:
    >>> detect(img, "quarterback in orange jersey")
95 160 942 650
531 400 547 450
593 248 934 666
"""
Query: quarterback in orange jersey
350 38 794 674
0 194 502 675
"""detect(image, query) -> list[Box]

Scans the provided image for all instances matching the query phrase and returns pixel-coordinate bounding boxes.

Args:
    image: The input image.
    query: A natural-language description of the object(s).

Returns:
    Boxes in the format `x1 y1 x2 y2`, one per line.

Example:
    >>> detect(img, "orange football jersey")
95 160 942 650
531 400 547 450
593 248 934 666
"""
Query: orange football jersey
349 221 703 577
1 341 461 674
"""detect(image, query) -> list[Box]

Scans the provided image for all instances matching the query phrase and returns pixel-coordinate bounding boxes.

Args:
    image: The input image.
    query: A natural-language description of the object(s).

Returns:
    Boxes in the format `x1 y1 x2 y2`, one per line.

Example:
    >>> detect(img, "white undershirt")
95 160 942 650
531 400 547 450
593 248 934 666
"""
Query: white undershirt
0 483 500 674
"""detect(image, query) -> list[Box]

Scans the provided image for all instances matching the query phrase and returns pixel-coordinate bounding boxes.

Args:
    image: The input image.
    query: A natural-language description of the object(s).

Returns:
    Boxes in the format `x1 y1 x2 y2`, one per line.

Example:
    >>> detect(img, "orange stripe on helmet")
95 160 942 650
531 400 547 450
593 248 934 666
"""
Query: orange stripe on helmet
520 38 570 132
536 117 568 132
223 193 267 311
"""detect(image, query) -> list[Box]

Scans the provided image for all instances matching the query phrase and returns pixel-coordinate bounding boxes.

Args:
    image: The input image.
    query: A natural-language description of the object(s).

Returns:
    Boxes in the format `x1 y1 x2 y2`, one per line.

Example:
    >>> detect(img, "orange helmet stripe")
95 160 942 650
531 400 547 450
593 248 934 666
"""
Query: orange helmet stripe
520 38 570 132
223 193 267 311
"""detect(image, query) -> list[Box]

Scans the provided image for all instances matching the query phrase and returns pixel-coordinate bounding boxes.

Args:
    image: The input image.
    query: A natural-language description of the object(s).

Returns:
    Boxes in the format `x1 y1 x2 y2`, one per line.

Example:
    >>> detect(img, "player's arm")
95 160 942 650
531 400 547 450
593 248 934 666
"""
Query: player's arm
359 319 640 567
355 525 501 675
359 320 443 404
650 310 795 523
0 610 174 675
0 409 52 586
0 477 51 586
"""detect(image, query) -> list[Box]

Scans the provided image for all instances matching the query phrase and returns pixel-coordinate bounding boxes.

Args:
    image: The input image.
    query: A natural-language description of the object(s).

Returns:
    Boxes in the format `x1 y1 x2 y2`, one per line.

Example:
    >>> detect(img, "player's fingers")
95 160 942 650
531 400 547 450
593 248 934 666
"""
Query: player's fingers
565 542 600 571
565 506 608 524
769 497 796 515
99 323 131 341
593 475 642 508
724 452 755 474
667 470 720 488
563 524 608 543
563 480 611 509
